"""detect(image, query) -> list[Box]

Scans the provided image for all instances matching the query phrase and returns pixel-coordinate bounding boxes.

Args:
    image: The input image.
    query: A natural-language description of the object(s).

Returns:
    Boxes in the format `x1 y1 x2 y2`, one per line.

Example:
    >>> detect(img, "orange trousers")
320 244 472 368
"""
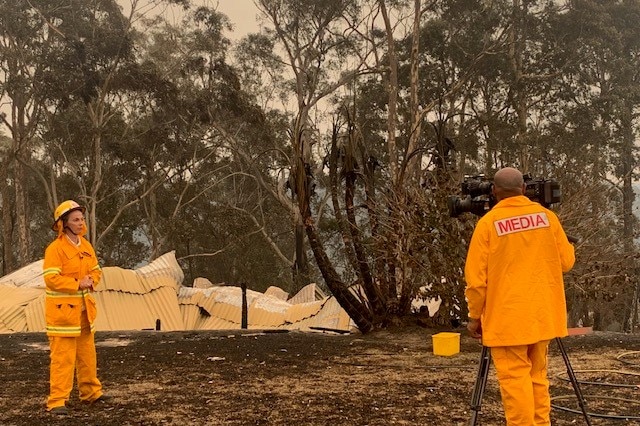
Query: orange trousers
47 311 103 410
491 340 551 426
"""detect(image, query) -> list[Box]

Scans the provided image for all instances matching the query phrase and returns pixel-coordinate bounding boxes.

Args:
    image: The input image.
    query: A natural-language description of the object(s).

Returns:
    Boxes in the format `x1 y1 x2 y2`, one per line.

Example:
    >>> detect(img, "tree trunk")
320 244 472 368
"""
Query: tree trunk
509 0 529 171
345 168 385 318
621 104 636 331
88 103 104 246
294 127 373 332
149 189 160 261
404 0 423 182
291 220 311 295
304 212 374 333
328 126 359 276
1 160 15 274
13 92 32 267
13 160 29 266
379 1 399 185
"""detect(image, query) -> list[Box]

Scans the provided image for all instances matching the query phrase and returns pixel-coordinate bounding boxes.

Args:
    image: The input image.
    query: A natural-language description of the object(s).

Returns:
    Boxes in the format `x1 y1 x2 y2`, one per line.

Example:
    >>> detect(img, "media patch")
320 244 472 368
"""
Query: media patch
494 212 550 236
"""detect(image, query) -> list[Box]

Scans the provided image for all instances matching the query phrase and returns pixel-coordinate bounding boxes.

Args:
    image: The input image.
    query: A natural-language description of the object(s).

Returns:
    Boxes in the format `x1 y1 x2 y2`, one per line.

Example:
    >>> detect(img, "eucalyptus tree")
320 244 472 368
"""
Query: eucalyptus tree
545 0 640 331
0 133 12 274
221 0 386 331
322 0 518 326
369 0 516 320
436 0 640 331
130 4 296 288
236 0 504 330
0 0 55 269
233 0 635 331
38 0 147 247
0 0 198 270
226 0 474 331
437 0 640 331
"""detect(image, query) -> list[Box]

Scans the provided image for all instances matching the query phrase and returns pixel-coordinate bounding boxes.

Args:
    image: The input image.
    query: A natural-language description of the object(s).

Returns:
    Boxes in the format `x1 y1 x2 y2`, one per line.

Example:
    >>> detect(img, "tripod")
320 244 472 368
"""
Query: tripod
469 338 592 426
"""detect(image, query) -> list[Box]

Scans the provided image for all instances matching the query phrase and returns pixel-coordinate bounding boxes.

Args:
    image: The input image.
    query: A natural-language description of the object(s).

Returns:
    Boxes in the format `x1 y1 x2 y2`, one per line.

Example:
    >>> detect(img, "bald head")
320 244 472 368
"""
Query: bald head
493 167 525 200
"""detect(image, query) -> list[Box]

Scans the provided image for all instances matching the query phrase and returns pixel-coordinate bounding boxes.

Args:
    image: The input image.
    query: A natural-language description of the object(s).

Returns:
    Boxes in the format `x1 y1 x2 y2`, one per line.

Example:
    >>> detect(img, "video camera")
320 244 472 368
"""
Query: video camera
448 174 562 217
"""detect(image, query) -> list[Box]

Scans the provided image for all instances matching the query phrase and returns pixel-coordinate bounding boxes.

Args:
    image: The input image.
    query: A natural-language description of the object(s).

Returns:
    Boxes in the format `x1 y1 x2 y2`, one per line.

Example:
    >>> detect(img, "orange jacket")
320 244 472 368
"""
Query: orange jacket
43 233 102 337
464 195 575 347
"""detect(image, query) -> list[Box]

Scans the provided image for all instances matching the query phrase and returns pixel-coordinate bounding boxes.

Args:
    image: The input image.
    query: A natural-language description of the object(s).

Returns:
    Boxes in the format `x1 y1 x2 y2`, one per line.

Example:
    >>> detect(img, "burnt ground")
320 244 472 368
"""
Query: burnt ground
1 323 639 426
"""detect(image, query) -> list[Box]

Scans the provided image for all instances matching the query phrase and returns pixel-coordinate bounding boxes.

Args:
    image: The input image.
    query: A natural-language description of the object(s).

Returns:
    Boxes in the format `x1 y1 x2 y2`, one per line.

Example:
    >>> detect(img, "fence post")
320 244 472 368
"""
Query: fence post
241 282 248 329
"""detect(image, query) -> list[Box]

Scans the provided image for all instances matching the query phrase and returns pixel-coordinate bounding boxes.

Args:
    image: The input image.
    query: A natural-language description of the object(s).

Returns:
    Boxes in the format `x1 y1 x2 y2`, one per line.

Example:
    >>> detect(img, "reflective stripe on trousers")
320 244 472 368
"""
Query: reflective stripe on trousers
47 310 103 410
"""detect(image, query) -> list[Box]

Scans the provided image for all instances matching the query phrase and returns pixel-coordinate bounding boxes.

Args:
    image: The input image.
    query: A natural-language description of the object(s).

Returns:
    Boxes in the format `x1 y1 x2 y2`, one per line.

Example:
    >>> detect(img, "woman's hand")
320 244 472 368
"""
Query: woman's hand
78 275 94 290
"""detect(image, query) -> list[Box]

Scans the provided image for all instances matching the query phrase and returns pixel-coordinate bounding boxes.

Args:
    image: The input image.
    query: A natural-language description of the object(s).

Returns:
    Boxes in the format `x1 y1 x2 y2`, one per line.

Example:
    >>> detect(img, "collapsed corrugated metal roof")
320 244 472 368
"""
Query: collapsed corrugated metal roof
0 252 353 334
0 260 45 288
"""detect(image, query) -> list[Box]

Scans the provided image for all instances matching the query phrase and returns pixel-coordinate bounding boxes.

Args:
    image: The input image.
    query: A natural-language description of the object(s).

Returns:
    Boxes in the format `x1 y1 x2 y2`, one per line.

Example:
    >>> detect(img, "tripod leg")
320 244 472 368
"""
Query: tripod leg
469 346 491 426
554 337 592 426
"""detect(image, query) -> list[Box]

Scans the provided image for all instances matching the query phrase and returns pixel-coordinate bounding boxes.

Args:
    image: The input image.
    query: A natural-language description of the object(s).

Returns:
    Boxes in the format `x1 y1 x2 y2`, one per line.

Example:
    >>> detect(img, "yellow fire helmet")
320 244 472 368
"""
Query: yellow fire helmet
52 200 86 231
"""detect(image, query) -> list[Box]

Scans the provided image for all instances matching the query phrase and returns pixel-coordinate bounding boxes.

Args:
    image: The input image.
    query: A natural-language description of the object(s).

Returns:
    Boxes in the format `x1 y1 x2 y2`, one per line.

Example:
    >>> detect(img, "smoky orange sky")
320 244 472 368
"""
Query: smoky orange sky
117 1 261 39
216 1 261 38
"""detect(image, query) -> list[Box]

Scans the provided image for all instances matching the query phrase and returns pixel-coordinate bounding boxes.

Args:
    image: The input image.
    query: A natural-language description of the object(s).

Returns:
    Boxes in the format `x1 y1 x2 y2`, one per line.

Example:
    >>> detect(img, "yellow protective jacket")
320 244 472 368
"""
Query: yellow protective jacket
464 195 575 347
43 234 102 337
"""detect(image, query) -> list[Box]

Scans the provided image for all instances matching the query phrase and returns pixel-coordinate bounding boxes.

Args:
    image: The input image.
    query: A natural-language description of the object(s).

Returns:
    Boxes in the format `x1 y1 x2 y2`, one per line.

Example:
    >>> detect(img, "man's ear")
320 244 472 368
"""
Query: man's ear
492 186 502 202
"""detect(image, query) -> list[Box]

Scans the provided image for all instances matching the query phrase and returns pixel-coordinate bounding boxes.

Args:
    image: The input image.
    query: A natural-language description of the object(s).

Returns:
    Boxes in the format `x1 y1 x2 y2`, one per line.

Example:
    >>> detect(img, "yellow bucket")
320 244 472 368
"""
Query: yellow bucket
432 332 460 356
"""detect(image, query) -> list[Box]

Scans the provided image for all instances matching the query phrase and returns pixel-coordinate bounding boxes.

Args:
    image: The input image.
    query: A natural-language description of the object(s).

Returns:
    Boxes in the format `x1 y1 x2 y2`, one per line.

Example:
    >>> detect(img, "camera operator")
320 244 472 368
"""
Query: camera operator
464 167 575 426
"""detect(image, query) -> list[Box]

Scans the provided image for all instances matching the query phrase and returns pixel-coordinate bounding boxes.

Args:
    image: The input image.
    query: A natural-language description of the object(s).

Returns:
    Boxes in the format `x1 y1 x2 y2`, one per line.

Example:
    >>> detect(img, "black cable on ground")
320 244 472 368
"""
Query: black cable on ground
554 369 640 389
616 351 640 368
551 395 640 421
331 360 475 369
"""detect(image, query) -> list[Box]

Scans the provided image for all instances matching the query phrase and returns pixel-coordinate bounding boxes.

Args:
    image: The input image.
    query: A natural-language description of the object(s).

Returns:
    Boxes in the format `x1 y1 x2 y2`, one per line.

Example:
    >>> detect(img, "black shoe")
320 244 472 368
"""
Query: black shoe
50 406 69 415
93 394 113 403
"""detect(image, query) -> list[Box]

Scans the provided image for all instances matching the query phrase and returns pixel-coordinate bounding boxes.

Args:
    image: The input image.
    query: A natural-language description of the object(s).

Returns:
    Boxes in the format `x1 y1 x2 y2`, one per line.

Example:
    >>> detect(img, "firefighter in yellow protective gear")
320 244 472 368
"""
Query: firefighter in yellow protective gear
464 168 575 426
43 200 110 414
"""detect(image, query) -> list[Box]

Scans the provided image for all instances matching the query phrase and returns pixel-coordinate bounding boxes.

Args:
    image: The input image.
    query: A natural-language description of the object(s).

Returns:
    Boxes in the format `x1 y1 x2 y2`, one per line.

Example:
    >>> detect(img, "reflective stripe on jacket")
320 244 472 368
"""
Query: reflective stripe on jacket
464 195 575 347
43 235 102 337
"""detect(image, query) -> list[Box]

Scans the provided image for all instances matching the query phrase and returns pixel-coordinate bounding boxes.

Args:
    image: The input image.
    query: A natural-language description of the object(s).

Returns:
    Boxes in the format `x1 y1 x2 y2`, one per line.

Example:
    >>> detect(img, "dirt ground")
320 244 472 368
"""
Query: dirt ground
1 323 639 426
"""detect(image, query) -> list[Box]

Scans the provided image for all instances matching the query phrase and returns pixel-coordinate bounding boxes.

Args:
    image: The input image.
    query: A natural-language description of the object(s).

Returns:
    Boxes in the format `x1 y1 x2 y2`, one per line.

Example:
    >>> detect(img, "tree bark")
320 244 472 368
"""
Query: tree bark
1 159 15 274
379 1 399 185
345 167 385 317
304 212 374 333
621 103 636 331
404 0 423 182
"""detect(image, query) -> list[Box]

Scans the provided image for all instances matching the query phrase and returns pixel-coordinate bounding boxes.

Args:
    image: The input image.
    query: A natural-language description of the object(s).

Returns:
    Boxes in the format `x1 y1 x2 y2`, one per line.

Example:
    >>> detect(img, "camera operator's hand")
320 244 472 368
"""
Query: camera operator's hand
467 318 482 339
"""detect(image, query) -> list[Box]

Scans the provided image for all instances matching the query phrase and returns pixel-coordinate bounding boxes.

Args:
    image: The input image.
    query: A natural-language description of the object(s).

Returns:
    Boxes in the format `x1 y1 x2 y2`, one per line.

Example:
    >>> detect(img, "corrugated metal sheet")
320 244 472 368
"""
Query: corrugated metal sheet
178 287 217 315
0 285 44 333
0 251 354 334
0 305 27 333
135 252 184 285
0 260 45 288
212 286 263 307
89 252 185 331
281 297 351 331
264 286 289 301
25 295 46 332
99 267 178 294
248 297 287 327
196 315 239 330
175 286 352 332
94 287 184 331
288 283 326 304
208 300 243 324
180 305 201 330
193 277 214 288
284 300 324 324
0 284 42 305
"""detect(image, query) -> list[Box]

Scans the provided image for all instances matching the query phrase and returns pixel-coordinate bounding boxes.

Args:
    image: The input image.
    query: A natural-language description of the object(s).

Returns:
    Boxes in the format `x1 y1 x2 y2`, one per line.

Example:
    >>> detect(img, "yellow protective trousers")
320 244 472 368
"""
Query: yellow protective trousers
47 311 103 410
491 340 551 426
